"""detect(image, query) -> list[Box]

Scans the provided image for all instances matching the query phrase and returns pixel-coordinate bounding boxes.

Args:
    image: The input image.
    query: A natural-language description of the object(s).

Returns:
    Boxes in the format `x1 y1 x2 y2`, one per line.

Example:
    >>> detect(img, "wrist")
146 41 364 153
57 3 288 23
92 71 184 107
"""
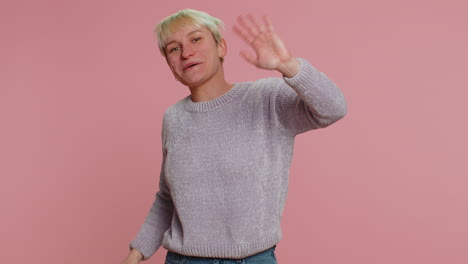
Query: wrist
276 57 300 78
129 248 144 261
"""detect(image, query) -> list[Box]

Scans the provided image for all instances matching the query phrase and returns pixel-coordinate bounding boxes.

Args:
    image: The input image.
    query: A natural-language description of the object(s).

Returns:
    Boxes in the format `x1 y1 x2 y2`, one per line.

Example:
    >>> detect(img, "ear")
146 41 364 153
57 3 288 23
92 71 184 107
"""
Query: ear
217 38 227 59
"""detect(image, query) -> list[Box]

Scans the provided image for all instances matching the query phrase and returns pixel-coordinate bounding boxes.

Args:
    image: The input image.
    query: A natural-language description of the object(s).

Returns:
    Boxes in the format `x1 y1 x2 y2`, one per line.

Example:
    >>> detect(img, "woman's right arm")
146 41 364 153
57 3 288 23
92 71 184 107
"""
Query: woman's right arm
124 114 174 261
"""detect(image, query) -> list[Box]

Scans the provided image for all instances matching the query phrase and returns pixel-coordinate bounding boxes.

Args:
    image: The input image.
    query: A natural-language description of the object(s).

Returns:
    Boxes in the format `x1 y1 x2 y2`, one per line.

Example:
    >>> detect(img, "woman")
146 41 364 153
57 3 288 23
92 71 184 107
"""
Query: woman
121 9 347 264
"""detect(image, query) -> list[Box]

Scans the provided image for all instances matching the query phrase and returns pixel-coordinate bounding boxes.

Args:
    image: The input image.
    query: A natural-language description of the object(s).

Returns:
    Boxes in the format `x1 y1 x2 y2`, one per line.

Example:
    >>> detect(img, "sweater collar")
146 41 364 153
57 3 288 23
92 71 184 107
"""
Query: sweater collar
183 83 244 112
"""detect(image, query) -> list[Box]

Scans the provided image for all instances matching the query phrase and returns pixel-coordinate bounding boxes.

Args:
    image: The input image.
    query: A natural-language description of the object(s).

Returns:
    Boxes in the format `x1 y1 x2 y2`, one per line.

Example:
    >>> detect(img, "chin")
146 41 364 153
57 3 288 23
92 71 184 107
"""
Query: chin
183 77 209 88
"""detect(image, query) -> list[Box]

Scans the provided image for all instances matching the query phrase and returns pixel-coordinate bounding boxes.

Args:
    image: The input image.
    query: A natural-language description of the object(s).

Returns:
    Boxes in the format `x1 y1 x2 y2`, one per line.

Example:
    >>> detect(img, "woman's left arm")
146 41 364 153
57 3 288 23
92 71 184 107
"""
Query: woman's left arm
273 58 347 135
233 14 347 135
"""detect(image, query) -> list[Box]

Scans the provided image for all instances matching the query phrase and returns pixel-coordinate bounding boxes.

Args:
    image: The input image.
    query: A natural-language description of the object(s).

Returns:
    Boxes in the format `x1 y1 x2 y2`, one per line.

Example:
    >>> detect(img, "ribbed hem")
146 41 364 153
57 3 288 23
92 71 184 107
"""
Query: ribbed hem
162 230 282 259
183 83 246 112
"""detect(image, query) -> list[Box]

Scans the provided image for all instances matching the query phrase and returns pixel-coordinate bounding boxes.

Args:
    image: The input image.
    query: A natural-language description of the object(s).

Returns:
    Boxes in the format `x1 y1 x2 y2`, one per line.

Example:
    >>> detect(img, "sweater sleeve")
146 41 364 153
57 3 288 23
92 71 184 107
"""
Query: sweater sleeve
272 57 347 135
129 116 174 260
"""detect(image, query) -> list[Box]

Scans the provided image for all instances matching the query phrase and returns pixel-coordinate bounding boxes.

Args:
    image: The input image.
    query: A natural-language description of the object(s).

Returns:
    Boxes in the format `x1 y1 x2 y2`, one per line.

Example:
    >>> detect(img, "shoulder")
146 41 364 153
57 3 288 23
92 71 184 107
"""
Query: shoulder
249 77 283 90
242 77 285 99
164 96 187 116
161 96 188 126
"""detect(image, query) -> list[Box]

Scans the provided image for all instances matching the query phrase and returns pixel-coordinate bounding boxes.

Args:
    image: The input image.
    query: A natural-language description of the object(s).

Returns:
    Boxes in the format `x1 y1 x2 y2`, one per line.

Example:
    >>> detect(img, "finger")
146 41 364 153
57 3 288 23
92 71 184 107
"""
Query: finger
247 14 265 33
263 15 274 32
233 24 254 44
237 15 259 37
239 50 258 66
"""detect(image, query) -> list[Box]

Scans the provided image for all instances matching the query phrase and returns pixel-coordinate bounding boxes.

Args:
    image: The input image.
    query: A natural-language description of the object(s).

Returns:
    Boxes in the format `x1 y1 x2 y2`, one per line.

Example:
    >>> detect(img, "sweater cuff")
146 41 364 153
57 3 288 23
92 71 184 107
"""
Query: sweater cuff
282 57 323 94
129 238 154 261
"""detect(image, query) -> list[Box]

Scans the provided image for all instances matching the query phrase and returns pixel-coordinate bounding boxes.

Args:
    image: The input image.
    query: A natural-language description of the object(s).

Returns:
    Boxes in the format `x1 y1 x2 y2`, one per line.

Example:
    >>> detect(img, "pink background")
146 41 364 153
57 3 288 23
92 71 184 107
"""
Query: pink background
1 0 467 263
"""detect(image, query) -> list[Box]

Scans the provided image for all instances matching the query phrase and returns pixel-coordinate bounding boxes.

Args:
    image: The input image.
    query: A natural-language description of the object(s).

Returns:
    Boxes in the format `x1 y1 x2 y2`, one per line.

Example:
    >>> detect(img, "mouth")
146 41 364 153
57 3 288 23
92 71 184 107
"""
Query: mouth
183 62 202 71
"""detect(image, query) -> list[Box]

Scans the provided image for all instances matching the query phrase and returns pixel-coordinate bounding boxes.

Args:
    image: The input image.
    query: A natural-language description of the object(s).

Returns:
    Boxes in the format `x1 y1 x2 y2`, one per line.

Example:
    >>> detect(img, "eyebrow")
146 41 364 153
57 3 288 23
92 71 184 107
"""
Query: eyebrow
165 30 203 49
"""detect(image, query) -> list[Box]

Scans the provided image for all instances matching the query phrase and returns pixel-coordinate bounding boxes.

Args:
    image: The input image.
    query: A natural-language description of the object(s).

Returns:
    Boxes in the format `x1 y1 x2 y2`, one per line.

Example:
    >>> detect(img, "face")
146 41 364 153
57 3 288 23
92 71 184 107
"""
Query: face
164 22 226 88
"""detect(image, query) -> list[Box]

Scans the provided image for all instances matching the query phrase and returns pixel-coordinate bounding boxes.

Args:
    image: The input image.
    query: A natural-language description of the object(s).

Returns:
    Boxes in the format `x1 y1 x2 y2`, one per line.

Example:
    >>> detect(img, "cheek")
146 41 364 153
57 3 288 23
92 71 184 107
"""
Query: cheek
167 58 179 70
203 48 219 62
199 44 215 55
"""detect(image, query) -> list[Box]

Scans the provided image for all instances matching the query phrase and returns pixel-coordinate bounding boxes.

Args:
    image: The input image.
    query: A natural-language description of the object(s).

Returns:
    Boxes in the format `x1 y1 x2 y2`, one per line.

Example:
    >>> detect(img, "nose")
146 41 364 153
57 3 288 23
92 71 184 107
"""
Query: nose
181 44 195 59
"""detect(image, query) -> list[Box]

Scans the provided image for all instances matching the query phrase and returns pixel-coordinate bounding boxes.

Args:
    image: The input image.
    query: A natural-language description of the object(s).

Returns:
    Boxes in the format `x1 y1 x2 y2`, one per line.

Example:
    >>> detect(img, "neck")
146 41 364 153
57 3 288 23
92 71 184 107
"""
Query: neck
188 68 234 103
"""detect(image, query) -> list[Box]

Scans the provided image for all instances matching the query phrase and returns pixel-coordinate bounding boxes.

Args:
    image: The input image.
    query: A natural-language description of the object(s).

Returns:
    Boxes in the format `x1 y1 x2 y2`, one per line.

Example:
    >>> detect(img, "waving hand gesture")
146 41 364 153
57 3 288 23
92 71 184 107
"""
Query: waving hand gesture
233 14 300 78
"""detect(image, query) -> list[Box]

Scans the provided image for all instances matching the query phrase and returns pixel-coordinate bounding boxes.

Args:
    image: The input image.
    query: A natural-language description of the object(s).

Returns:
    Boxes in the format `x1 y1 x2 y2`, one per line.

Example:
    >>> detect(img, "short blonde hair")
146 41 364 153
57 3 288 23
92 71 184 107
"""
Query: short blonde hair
155 9 225 57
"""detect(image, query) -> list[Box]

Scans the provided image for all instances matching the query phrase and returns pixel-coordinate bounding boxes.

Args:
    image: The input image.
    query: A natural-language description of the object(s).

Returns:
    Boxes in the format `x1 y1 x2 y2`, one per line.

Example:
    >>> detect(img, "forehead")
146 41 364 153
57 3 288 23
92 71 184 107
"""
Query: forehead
165 19 208 41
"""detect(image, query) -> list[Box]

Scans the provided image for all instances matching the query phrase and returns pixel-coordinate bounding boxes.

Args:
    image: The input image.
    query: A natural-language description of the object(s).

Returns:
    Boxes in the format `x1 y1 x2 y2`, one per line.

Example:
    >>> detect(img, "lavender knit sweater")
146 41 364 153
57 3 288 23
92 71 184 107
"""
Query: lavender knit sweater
129 58 347 260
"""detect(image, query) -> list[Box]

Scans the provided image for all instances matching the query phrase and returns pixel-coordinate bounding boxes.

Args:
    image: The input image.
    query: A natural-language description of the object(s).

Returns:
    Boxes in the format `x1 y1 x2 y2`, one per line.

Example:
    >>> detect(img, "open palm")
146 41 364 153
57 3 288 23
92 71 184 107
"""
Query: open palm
233 14 294 71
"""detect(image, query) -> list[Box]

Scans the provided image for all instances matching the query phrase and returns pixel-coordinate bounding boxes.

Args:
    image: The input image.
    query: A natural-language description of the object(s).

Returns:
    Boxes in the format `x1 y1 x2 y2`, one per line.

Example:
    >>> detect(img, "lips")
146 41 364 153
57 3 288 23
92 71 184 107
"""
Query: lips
183 62 202 71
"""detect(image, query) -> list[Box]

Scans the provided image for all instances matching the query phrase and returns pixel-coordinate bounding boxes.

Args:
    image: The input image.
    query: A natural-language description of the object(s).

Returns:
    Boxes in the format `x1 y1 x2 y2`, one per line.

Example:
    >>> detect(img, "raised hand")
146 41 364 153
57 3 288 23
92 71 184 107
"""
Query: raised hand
233 14 300 77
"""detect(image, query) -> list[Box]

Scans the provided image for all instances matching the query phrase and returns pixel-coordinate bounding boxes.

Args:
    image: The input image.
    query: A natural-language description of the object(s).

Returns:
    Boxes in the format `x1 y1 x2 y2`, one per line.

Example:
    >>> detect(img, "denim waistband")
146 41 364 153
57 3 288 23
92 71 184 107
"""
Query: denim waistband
167 244 277 260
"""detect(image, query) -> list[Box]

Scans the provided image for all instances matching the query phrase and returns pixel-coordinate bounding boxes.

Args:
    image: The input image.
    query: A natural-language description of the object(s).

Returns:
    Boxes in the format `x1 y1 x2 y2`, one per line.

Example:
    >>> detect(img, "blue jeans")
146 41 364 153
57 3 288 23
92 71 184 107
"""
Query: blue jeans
164 245 278 264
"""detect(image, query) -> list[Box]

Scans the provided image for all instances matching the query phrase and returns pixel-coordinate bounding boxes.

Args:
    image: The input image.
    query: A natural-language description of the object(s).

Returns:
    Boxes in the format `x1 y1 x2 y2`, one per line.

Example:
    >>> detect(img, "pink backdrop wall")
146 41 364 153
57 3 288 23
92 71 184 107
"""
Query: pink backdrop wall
2 0 467 263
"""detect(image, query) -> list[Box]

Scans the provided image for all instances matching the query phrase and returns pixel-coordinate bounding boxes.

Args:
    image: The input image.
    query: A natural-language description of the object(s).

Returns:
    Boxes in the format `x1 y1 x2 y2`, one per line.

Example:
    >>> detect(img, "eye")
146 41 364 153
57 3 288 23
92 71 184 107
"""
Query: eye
168 46 180 53
192 37 201 43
